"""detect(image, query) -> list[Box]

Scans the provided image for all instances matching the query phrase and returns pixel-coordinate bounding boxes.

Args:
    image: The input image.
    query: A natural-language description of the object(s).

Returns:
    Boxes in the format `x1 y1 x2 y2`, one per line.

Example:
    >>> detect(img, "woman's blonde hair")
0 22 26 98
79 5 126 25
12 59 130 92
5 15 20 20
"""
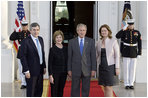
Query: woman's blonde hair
53 30 64 43
99 24 112 39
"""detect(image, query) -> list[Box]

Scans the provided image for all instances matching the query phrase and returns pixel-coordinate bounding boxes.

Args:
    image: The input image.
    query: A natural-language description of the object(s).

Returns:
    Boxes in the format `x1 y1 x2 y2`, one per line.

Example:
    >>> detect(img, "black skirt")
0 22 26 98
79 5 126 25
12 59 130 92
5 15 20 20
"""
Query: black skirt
98 48 118 86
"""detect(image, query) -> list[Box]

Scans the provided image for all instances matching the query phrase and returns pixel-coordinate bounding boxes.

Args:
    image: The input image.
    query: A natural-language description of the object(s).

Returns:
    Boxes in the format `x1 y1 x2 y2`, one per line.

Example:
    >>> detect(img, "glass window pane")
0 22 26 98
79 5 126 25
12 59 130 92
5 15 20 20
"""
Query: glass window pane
55 1 69 22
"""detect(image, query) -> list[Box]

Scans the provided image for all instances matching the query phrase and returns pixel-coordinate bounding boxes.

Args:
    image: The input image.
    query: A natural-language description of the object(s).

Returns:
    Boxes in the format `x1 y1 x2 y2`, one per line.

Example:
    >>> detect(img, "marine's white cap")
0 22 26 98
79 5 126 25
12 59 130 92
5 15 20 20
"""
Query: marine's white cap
21 20 28 25
127 19 135 25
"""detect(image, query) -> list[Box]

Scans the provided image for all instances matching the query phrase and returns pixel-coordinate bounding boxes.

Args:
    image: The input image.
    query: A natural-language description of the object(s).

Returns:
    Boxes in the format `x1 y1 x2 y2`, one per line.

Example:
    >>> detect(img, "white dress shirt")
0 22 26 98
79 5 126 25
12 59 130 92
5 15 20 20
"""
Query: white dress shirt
78 36 85 46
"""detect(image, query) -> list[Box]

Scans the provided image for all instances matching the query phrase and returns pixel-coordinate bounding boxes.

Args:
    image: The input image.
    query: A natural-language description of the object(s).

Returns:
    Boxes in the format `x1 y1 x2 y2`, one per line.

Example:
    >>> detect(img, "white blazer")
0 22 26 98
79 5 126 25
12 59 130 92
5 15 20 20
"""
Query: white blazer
96 37 120 68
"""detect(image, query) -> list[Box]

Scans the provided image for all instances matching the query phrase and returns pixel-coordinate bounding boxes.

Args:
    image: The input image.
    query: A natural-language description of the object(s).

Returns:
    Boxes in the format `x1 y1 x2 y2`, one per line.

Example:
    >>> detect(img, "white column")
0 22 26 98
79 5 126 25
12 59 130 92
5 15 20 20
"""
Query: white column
93 1 99 41
118 1 124 81
135 1 147 83
98 1 118 38
30 1 40 23
1 1 15 83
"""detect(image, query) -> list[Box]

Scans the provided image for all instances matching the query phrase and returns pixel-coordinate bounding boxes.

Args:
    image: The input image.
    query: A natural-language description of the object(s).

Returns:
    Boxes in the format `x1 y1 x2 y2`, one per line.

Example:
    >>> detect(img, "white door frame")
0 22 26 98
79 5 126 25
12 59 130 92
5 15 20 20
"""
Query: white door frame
93 1 99 42
49 1 53 48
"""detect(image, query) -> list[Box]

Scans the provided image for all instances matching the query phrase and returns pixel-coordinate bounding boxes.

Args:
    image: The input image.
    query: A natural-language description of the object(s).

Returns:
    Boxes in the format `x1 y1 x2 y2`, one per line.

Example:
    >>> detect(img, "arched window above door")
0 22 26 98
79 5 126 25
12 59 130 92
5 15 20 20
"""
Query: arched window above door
55 1 69 25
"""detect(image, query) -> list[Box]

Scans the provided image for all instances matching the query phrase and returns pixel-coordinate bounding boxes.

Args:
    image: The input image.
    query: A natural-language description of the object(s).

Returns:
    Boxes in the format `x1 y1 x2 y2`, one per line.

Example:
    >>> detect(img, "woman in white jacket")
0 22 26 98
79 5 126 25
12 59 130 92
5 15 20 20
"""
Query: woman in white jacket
96 24 120 97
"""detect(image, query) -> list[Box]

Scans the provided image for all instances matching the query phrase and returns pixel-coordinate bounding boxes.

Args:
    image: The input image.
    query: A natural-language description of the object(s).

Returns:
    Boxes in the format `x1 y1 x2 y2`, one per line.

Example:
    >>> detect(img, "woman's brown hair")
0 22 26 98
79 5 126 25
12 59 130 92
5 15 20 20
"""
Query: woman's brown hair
53 30 64 43
99 24 112 39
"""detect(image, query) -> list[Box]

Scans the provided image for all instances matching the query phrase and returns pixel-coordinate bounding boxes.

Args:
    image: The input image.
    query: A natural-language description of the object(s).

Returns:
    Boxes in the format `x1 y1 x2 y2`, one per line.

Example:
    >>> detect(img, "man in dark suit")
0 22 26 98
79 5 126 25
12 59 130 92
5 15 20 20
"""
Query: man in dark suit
67 23 97 97
18 22 46 97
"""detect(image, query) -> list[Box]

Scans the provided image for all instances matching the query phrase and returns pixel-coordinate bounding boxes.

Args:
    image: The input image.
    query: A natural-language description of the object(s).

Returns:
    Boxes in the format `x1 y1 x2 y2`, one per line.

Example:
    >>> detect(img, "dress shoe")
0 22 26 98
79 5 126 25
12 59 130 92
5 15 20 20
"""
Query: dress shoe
20 85 27 89
129 86 134 89
125 86 129 89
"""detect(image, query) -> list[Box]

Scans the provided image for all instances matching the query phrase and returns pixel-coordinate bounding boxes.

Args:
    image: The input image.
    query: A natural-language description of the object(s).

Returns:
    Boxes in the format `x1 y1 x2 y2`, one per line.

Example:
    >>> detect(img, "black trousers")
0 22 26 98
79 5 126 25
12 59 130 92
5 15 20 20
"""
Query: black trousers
71 72 91 97
26 67 44 97
50 73 67 97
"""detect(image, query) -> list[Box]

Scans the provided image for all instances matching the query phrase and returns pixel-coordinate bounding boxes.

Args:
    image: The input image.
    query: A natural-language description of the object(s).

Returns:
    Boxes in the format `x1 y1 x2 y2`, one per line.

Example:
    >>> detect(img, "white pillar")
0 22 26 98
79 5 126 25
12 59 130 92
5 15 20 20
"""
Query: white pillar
1 1 15 83
135 1 147 83
118 1 124 81
98 1 118 38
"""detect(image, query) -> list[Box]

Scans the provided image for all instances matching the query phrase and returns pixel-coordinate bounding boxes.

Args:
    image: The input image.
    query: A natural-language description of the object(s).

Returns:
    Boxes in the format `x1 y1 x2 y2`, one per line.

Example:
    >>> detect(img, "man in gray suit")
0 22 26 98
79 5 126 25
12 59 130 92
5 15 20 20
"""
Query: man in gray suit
68 23 97 97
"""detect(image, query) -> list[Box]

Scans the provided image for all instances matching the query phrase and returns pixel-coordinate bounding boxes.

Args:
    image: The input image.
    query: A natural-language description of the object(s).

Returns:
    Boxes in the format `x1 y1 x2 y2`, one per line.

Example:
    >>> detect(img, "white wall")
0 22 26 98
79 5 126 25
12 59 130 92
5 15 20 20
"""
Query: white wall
135 1 147 83
98 1 118 38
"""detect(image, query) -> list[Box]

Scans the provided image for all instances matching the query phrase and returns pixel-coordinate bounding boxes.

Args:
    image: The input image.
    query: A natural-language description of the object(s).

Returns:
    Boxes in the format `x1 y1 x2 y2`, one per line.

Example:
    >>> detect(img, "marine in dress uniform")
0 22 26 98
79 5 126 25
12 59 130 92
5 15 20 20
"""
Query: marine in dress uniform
10 21 30 44
10 21 30 89
116 19 142 89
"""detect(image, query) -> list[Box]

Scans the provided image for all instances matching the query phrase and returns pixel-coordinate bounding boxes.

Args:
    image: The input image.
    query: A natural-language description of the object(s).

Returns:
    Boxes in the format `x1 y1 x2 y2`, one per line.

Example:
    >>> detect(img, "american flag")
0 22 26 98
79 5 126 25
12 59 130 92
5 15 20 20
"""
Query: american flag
119 1 133 54
13 1 26 52
121 1 133 29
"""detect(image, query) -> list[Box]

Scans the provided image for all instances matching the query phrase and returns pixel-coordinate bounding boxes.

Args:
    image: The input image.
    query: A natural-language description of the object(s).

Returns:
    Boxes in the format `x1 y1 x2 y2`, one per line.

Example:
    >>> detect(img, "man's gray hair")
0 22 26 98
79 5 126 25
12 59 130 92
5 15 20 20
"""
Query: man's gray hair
30 22 40 31
76 23 87 31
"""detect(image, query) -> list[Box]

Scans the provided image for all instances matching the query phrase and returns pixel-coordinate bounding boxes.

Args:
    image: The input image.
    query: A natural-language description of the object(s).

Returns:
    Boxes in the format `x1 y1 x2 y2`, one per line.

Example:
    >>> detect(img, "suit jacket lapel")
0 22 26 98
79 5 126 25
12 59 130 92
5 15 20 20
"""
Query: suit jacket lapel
28 36 38 53
83 37 88 55
38 37 44 53
76 37 81 56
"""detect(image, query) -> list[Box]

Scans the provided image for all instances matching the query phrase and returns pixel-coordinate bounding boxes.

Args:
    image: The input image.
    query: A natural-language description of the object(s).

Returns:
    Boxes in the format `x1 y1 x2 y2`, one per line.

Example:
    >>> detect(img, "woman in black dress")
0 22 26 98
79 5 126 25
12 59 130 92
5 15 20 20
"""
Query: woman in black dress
48 30 67 97
96 24 120 97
